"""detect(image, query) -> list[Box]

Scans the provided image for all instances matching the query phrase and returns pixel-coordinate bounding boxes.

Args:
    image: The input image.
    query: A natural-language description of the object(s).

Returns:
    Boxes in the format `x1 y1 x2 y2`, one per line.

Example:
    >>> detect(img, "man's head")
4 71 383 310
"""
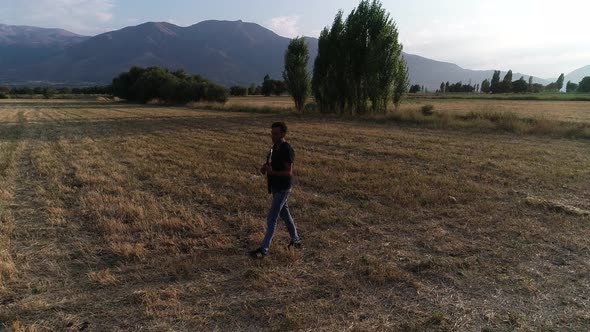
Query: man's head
271 122 288 144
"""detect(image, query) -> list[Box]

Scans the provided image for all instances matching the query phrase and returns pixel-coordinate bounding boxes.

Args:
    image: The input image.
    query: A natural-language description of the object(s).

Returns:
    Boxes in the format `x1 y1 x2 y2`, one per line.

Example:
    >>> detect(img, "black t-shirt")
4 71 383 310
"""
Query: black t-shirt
269 141 294 192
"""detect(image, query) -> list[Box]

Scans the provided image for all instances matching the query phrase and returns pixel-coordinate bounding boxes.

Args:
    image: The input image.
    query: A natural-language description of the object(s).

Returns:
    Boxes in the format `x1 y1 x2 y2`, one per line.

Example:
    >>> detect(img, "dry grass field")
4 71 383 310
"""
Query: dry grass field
402 99 590 124
0 98 589 331
200 96 590 123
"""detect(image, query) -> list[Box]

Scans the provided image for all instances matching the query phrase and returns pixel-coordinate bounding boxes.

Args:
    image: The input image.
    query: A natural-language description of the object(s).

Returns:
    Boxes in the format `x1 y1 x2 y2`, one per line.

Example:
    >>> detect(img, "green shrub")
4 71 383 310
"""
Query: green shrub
205 84 229 103
421 104 434 116
43 88 56 99
0 93 8 99
112 66 228 104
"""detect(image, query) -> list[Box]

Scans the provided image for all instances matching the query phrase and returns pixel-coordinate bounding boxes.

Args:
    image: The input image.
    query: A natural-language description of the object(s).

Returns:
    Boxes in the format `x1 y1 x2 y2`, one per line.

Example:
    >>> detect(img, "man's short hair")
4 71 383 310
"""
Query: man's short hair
271 122 288 133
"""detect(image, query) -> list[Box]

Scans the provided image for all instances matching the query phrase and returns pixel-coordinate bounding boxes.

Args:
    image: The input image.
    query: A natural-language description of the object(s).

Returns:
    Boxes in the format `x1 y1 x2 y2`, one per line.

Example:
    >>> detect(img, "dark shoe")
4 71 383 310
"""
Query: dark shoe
249 247 267 259
287 240 304 250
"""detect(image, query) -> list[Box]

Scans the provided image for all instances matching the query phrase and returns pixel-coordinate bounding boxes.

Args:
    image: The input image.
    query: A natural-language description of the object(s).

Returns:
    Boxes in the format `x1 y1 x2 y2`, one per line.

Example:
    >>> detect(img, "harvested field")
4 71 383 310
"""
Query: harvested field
403 99 590 124
197 96 590 124
0 99 589 331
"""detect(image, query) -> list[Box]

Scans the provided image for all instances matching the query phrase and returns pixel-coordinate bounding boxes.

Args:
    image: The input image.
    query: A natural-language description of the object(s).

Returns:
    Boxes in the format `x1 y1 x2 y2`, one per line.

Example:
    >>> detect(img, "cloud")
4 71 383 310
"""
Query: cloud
400 16 590 78
265 16 301 38
1 0 115 35
398 0 590 78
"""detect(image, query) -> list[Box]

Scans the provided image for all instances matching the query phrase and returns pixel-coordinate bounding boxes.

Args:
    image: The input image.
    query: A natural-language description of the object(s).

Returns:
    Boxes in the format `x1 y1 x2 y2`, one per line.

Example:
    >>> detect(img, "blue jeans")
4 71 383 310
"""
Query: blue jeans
261 190 300 252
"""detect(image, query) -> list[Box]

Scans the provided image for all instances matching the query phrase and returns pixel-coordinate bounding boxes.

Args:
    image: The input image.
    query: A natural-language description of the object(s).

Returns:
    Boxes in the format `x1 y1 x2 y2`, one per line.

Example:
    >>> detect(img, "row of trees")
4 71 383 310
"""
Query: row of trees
264 0 408 114
308 0 408 114
436 82 477 93
233 1 412 114
431 71 549 95
228 83 263 96
478 71 590 94
229 85 250 96
0 85 112 97
112 66 228 103
228 75 288 97
481 71 590 94
262 75 287 97
429 72 590 95
410 82 478 94
565 77 590 93
480 71 531 93
481 70 544 94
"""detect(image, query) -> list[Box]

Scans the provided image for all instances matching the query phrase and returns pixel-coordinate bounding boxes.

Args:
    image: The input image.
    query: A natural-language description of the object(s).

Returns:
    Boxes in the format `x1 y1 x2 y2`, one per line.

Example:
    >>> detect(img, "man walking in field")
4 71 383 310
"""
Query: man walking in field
250 122 302 259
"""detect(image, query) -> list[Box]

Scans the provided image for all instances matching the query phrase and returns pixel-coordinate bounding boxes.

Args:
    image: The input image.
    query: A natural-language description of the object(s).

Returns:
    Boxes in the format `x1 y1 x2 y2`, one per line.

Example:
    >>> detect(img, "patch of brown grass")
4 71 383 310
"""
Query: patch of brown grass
402 98 590 123
0 123 22 291
371 108 590 139
88 268 118 286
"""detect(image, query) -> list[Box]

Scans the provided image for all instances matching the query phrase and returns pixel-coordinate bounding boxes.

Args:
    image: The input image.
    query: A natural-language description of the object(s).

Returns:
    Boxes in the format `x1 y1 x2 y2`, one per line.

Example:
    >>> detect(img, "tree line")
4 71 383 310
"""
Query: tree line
482 70 556 94
0 85 112 99
310 0 407 114
111 66 228 103
228 75 287 97
565 77 590 93
430 71 590 95
410 82 476 94
479 71 590 94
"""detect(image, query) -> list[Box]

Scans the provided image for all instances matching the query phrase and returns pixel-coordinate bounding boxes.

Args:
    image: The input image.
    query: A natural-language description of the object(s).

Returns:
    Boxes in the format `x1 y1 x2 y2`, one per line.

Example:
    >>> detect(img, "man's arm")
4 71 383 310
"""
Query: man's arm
268 162 293 177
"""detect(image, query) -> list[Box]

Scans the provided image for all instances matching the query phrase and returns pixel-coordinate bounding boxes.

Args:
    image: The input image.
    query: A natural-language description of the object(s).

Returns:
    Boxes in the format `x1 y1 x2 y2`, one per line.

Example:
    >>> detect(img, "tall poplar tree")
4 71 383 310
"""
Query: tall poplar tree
481 79 491 93
283 37 311 112
490 70 501 94
312 0 405 114
556 73 565 90
501 70 513 93
578 77 590 93
566 81 578 93
392 58 409 110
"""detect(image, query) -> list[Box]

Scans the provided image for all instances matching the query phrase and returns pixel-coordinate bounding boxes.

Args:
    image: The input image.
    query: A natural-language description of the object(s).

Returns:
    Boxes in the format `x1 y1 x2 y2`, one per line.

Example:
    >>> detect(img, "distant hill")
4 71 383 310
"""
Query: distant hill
0 24 87 44
0 24 88 69
565 65 590 86
0 20 566 89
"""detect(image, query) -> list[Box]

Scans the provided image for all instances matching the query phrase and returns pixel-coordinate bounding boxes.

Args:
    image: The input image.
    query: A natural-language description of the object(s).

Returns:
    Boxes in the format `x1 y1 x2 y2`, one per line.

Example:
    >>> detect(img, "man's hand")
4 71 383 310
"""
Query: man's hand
259 164 272 174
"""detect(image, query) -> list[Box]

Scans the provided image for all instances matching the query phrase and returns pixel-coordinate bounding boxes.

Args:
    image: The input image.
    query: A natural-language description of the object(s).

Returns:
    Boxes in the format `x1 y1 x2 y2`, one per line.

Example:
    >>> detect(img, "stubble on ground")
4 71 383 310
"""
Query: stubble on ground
0 99 589 331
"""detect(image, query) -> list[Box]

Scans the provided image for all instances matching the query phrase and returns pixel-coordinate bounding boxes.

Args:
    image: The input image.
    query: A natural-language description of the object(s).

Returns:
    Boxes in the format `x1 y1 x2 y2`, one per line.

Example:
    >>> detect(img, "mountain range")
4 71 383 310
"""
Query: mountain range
0 24 88 69
0 20 587 90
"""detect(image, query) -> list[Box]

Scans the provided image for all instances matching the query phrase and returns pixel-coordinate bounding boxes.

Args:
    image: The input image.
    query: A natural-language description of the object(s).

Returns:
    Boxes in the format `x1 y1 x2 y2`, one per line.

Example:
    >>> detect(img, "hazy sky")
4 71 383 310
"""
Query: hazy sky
0 0 588 78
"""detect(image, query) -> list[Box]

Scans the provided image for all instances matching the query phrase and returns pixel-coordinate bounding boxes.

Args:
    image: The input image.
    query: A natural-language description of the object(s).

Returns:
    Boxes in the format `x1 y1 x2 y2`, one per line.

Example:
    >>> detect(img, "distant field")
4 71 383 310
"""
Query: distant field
407 92 590 102
0 99 589 330
403 98 590 123
199 95 590 124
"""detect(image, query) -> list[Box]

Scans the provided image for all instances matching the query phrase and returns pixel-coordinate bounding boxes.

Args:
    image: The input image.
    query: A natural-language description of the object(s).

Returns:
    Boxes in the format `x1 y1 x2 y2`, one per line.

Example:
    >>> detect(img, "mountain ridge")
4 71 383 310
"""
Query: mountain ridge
0 24 89 70
565 65 590 87
0 21 585 89
0 23 88 45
